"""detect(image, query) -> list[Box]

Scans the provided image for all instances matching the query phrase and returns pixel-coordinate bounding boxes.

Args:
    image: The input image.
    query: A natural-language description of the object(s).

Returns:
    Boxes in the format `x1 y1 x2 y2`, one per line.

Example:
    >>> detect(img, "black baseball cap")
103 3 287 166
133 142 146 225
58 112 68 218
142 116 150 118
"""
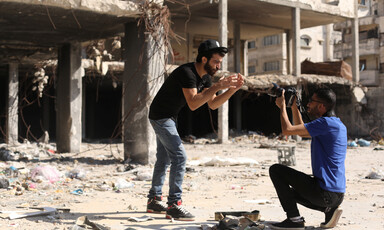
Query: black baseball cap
198 39 228 55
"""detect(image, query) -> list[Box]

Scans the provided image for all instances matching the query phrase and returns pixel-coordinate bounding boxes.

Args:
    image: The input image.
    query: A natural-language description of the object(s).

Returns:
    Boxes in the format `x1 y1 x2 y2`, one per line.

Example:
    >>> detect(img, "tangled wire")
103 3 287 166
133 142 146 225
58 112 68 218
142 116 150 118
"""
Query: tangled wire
137 0 183 68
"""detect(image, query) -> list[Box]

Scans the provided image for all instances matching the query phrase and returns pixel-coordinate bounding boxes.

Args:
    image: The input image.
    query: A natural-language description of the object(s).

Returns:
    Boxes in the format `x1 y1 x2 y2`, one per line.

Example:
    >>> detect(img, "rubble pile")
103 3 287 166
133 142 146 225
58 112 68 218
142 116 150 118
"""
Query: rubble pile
0 134 382 229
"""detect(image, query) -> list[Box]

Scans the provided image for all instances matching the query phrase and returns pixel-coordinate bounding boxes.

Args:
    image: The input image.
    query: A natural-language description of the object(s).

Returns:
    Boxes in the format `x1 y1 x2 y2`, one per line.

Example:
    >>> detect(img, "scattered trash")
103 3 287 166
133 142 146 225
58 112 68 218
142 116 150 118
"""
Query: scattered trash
230 185 244 190
347 141 358 147
186 167 196 172
127 215 154 222
113 178 134 190
70 189 84 195
188 156 259 166
373 147 384 151
30 165 62 183
67 167 87 180
378 138 384 145
0 177 9 189
0 148 16 161
357 138 371 147
134 169 152 181
365 168 384 179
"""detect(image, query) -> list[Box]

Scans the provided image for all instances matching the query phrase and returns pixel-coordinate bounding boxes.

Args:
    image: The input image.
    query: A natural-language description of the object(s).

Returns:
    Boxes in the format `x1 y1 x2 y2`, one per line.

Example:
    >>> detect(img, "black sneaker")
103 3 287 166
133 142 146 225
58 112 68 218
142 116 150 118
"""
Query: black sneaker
320 206 343 229
271 217 305 230
147 196 167 214
166 200 195 221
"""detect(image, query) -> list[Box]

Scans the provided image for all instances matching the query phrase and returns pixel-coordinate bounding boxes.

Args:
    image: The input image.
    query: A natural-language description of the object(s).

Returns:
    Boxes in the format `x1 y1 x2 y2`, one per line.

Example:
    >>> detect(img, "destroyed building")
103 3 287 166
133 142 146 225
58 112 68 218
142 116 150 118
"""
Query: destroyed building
334 0 384 138
0 0 362 164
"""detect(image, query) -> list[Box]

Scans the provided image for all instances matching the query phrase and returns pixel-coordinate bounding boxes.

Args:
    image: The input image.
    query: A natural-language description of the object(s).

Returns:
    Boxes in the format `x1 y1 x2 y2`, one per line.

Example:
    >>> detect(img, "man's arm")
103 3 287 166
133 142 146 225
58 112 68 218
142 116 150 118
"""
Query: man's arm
207 74 244 110
276 91 310 137
183 73 243 111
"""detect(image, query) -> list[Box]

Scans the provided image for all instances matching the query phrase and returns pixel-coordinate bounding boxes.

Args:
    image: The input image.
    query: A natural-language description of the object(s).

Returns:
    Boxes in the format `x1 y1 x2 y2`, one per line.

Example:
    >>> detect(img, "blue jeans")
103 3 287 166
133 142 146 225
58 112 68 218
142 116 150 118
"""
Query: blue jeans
148 118 187 204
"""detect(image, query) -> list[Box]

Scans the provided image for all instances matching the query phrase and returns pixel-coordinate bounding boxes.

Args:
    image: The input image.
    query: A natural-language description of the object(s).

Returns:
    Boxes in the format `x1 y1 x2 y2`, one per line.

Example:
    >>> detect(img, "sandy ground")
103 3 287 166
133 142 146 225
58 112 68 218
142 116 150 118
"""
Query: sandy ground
0 137 384 230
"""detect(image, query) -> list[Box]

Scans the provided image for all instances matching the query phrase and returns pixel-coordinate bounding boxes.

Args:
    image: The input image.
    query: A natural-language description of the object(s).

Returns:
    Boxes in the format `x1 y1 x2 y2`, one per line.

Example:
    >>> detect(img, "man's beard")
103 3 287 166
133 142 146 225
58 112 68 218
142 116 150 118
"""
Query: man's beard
307 107 319 120
204 62 218 76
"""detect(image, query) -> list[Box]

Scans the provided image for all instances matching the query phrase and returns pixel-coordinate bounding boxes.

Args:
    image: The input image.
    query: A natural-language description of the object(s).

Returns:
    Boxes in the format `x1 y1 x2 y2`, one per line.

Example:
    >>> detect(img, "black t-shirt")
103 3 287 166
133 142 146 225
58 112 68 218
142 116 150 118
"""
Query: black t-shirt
149 62 212 120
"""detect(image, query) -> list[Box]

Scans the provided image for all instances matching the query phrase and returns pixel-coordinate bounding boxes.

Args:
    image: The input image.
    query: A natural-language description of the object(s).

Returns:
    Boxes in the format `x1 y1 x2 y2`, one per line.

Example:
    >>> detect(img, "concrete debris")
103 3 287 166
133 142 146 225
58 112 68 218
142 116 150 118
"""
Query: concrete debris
205 215 265 230
215 210 260 221
0 207 56 220
214 70 356 93
32 68 49 97
72 215 110 230
352 87 367 104
0 141 56 161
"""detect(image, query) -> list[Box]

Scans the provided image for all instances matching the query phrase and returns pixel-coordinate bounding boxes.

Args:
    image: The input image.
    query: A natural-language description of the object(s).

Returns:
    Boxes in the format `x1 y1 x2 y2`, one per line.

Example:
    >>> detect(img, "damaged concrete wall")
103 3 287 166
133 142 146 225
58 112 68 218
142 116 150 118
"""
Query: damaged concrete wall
335 85 384 139
1 0 149 16
274 0 355 18
352 87 384 139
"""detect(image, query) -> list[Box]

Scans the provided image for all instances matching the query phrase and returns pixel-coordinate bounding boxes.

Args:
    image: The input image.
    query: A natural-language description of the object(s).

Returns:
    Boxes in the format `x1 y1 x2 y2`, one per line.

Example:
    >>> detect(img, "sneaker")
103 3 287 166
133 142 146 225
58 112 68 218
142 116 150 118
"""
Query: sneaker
147 196 167 214
271 217 305 230
320 207 343 229
166 200 195 221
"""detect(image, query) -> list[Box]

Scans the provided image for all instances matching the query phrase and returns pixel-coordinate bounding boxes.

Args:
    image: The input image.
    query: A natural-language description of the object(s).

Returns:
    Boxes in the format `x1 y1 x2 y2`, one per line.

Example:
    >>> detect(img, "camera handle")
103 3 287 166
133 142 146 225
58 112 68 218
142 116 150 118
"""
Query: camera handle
294 87 311 121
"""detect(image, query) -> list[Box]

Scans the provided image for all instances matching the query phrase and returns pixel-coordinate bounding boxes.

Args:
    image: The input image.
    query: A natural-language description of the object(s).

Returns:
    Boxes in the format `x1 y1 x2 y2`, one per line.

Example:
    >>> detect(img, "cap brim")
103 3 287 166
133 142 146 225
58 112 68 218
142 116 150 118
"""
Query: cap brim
212 47 228 53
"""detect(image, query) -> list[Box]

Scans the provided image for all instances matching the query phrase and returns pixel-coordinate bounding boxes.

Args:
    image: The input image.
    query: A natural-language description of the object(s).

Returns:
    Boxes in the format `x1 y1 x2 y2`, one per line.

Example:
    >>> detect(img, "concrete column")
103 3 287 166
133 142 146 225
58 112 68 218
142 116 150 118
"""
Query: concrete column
352 4 360 82
7 63 19 145
122 21 164 164
325 24 333 61
292 7 301 77
243 40 249 76
286 30 293 75
57 43 82 153
233 21 242 132
218 0 229 143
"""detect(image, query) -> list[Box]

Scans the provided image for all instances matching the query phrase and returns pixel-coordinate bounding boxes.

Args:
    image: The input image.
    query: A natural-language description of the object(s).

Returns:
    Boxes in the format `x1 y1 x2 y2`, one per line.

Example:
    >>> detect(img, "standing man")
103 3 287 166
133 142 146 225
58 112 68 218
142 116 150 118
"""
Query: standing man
270 88 347 229
146 39 244 221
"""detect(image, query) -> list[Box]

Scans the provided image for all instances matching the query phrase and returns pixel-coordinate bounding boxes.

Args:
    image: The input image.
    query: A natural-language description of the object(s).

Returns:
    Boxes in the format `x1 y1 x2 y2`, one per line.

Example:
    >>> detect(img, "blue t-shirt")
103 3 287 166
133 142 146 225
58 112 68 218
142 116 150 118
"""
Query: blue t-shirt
304 117 347 193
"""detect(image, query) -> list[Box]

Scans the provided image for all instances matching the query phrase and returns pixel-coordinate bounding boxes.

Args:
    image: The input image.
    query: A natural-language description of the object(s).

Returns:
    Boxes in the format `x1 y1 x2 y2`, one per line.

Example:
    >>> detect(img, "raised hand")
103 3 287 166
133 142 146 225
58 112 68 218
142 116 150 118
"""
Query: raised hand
215 73 244 91
232 73 244 90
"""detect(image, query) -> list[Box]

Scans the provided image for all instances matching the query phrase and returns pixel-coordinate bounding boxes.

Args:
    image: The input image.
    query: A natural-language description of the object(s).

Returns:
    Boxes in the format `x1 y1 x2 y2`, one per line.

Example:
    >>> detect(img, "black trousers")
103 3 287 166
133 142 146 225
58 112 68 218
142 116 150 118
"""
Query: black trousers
269 164 344 218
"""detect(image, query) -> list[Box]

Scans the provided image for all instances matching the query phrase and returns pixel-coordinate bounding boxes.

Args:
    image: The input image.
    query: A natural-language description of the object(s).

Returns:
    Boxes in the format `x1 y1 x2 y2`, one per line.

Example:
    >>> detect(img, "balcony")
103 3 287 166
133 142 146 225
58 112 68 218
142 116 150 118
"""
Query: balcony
360 70 379 86
334 38 379 58
334 15 379 32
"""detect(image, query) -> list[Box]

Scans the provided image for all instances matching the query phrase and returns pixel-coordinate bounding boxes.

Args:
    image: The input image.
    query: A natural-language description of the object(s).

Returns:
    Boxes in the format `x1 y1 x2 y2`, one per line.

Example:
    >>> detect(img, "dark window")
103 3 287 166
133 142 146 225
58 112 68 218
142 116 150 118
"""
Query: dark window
264 61 280 72
301 37 310 47
360 59 366 71
248 66 256 74
248 41 256 49
263 35 280 46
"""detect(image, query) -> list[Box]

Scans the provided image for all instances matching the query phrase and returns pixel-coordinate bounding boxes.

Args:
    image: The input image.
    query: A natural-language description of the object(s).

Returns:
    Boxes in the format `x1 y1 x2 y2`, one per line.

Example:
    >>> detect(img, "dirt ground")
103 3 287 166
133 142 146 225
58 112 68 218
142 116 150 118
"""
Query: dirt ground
0 136 383 230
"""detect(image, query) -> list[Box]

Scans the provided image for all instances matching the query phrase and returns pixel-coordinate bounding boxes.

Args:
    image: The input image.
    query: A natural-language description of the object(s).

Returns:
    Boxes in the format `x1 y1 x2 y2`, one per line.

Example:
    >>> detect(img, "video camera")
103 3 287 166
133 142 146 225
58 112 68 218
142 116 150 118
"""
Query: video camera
268 83 297 108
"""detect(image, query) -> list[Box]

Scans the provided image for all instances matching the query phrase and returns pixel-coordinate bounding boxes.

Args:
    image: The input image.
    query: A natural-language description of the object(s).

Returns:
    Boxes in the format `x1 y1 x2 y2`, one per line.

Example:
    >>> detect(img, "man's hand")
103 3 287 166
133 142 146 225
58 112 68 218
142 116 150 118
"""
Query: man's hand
215 73 243 91
231 73 244 91
275 89 286 109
